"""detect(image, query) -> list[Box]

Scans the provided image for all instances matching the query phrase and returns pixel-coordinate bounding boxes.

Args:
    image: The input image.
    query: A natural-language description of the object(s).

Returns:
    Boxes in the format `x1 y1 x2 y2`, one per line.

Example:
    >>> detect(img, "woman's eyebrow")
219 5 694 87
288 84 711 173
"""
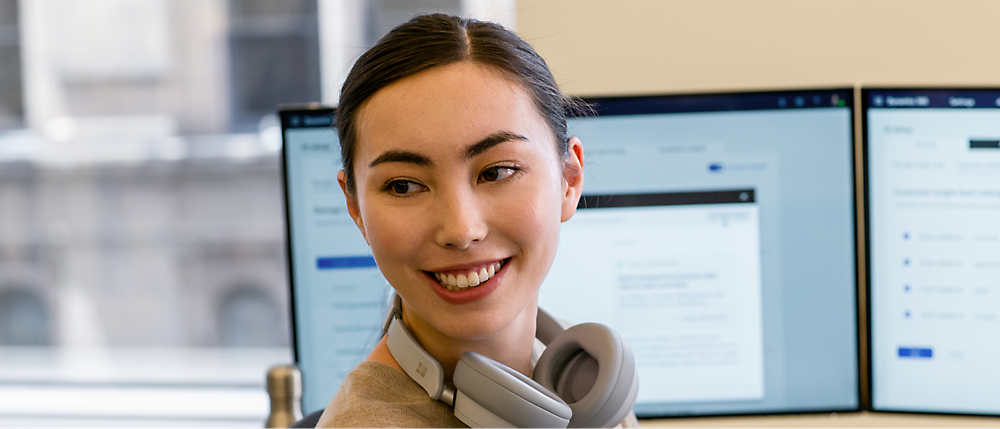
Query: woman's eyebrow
367 131 527 168
368 150 433 168
464 131 528 159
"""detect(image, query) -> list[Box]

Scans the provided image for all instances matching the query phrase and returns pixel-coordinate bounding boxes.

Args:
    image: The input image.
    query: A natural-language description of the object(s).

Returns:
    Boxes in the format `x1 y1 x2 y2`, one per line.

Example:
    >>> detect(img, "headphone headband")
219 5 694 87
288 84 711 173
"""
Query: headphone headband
387 317 452 402
382 293 403 335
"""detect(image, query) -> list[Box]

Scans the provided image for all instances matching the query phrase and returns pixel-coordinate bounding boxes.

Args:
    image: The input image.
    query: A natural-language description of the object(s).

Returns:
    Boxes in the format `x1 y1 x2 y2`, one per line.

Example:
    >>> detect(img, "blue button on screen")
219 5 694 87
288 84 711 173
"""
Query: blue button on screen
317 256 378 269
898 346 933 359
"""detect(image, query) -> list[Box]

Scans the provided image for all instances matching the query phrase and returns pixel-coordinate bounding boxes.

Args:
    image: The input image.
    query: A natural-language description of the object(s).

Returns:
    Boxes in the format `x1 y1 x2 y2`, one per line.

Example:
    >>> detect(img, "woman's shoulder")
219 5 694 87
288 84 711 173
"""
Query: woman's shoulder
315 361 467 428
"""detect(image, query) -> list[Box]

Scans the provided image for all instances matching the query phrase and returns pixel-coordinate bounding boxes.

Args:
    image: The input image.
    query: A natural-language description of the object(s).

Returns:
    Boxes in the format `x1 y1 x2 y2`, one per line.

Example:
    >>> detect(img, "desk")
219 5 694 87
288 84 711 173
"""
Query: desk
642 411 1000 428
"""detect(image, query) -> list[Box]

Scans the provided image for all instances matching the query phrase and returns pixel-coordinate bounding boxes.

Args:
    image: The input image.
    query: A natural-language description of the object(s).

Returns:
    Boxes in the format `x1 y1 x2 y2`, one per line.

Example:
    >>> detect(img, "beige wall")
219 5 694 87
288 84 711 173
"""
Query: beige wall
518 0 1000 96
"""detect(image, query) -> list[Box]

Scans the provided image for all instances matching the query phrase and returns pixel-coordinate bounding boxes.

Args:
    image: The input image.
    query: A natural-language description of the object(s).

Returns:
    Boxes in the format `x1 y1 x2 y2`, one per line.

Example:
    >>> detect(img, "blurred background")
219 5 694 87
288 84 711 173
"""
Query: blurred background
0 0 513 426
0 0 997 427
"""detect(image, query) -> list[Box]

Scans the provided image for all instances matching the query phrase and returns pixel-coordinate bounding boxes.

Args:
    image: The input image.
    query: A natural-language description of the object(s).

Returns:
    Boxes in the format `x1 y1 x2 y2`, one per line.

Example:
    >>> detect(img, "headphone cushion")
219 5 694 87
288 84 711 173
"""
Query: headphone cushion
533 323 638 428
453 351 571 428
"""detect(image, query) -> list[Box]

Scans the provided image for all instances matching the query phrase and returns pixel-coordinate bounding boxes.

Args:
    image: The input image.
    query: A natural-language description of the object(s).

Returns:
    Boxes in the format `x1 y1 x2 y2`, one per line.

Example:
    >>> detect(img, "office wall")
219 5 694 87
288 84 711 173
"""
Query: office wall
517 0 1000 96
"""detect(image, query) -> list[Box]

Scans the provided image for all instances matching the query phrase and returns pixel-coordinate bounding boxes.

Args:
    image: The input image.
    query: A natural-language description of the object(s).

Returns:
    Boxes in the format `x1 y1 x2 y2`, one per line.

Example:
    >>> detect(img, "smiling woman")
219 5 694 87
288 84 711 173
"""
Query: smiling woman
315 14 637 428
348 61 578 338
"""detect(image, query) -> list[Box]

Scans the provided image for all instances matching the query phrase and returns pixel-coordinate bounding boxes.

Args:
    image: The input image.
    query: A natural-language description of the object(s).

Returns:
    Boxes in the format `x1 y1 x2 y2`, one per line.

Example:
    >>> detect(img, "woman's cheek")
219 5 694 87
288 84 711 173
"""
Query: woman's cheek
365 207 416 266
506 184 563 260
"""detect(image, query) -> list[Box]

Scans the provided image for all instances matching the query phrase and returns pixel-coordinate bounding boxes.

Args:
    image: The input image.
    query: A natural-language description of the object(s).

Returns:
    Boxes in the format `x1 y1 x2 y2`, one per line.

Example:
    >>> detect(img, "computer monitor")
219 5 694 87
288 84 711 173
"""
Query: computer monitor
864 88 1000 416
281 88 861 417
541 90 859 417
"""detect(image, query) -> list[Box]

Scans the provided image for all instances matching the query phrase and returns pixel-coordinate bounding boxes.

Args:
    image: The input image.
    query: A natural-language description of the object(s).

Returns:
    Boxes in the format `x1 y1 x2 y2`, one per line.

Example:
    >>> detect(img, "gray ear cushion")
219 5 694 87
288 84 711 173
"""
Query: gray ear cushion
533 323 638 428
454 352 572 428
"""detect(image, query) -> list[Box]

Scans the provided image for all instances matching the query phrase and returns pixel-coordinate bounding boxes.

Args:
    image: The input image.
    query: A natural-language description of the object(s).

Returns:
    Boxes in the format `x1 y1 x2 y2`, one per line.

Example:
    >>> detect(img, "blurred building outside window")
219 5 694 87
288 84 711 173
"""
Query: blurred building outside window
0 0 515 426
0 0 22 131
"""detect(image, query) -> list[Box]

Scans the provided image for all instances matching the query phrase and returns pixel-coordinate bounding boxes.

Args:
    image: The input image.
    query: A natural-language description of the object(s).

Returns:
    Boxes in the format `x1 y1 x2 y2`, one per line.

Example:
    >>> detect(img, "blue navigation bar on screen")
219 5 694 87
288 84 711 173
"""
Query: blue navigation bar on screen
581 89 852 117
867 89 1000 109
316 256 377 269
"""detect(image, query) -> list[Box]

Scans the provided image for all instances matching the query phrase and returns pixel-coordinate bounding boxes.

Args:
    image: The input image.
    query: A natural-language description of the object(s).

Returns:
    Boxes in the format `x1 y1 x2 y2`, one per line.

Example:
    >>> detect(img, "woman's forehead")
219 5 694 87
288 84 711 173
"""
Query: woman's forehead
354 63 548 158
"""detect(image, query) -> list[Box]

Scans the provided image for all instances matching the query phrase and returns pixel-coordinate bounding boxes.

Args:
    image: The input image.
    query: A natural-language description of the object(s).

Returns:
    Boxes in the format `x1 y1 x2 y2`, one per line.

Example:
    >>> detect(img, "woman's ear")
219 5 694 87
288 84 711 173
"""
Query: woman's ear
338 170 369 243
561 137 585 222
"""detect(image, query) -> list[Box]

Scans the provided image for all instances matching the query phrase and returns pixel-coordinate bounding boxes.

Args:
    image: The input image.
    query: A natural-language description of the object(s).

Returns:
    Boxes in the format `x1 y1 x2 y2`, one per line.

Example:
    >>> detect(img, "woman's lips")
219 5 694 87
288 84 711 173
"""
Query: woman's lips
430 260 505 291
425 258 509 305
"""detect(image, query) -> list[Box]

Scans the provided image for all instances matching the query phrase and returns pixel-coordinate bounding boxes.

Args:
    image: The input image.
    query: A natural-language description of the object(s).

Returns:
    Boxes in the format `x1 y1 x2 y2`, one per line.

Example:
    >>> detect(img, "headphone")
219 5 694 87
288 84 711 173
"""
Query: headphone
382 294 638 428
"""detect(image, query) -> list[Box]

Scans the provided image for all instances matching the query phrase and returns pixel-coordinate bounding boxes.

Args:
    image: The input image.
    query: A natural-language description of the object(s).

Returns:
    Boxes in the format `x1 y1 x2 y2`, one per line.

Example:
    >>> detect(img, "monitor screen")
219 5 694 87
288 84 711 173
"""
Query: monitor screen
281 88 860 417
540 90 859 417
864 88 1000 416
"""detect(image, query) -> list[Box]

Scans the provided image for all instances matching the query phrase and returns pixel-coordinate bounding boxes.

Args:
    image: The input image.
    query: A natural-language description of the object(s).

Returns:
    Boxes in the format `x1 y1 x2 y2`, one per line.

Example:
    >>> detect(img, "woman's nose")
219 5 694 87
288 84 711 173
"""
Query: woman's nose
434 190 488 249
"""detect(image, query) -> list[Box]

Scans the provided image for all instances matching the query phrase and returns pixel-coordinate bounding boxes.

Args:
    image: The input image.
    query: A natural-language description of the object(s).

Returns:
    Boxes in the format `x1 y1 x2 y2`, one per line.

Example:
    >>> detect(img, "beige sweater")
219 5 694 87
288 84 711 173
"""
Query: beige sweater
316 361 640 428
316 361 466 428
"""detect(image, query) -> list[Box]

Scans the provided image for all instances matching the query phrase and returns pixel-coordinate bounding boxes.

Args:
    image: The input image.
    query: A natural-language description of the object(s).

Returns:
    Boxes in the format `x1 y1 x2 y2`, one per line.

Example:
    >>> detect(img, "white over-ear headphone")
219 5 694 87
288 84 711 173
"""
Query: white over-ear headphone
382 294 639 428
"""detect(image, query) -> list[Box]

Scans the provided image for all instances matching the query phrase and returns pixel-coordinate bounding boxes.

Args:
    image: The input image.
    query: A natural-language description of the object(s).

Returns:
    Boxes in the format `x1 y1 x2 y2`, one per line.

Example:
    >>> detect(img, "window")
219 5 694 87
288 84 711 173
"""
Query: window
227 0 321 131
0 0 509 425
0 288 50 346
0 0 22 130
218 286 283 348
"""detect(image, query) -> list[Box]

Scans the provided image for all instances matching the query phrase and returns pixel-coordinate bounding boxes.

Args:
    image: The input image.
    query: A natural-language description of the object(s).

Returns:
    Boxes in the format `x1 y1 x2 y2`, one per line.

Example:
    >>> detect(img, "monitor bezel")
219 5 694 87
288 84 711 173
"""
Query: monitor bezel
862 86 1000 418
574 88 861 419
278 106 337 414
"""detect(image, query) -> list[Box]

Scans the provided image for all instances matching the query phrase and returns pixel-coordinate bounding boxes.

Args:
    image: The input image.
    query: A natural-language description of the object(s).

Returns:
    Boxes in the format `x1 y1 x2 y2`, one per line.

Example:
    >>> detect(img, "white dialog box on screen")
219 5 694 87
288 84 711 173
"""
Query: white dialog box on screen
540 190 764 403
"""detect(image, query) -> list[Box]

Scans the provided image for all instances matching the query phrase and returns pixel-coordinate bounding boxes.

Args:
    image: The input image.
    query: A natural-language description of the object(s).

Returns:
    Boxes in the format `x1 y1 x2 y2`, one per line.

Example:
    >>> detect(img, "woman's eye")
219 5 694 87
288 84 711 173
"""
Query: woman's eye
479 166 517 183
385 180 425 196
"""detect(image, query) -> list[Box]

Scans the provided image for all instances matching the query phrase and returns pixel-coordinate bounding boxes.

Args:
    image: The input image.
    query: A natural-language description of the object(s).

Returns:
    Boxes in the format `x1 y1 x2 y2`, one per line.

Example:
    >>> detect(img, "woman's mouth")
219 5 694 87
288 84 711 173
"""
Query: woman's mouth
429 259 506 291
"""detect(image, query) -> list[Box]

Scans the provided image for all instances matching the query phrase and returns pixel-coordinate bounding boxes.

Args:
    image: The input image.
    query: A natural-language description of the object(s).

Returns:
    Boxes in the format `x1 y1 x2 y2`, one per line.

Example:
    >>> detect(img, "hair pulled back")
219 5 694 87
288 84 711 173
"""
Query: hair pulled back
337 13 580 195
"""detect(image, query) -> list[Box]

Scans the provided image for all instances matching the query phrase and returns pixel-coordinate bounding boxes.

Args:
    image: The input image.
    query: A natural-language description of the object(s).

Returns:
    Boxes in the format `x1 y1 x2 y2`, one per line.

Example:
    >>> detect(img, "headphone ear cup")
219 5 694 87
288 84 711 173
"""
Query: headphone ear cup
453 352 572 428
533 323 638 428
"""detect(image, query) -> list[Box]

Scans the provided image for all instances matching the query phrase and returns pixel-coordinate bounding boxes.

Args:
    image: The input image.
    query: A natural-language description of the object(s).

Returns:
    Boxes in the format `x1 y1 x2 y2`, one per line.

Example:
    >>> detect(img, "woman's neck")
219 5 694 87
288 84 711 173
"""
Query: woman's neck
370 297 539 383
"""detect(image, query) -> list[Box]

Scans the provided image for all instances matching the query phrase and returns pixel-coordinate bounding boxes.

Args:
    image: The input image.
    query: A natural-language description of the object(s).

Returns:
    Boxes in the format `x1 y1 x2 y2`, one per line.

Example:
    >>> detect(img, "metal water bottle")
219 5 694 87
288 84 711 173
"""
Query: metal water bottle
265 364 303 428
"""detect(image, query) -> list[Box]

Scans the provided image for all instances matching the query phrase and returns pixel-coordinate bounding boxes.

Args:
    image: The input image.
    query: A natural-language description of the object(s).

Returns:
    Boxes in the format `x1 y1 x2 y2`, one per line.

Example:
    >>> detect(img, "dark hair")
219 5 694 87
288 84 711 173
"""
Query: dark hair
336 13 582 195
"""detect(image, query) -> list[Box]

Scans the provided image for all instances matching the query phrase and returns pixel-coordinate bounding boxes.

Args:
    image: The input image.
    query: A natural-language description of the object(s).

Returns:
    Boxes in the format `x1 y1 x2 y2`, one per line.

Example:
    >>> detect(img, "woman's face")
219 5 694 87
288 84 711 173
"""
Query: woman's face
340 62 583 341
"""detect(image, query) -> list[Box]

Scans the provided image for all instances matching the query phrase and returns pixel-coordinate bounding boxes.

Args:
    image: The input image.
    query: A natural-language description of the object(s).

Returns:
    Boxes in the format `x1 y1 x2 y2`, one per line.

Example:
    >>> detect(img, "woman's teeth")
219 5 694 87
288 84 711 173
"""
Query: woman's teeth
434 261 504 291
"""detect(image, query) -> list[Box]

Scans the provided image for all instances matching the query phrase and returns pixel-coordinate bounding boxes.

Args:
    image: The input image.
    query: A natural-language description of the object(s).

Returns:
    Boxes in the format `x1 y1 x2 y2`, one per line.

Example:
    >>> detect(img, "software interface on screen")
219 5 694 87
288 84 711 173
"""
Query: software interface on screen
282 111 392 414
541 91 858 416
866 89 1000 416
282 89 859 417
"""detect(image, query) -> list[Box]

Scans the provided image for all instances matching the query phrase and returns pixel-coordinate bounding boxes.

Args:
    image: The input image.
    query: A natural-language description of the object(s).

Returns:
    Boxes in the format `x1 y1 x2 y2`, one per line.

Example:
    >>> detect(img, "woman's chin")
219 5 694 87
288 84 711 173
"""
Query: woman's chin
430 301 536 343
436 324 504 342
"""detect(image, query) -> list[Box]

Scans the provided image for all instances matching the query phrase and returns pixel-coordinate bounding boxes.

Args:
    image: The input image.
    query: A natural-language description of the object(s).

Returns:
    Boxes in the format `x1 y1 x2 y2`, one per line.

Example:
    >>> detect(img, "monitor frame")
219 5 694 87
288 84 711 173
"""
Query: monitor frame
575 88 862 419
861 86 1000 418
279 105 337 398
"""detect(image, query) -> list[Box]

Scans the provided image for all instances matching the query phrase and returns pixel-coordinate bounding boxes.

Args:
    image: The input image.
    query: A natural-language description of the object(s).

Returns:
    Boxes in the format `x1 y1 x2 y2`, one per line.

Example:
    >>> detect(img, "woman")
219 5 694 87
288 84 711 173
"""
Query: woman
317 13 635 428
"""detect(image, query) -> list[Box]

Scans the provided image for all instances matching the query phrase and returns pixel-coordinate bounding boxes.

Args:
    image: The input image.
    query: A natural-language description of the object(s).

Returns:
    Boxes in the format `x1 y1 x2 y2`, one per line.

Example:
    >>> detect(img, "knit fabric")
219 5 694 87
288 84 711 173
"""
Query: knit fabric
316 361 466 428
316 360 641 428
